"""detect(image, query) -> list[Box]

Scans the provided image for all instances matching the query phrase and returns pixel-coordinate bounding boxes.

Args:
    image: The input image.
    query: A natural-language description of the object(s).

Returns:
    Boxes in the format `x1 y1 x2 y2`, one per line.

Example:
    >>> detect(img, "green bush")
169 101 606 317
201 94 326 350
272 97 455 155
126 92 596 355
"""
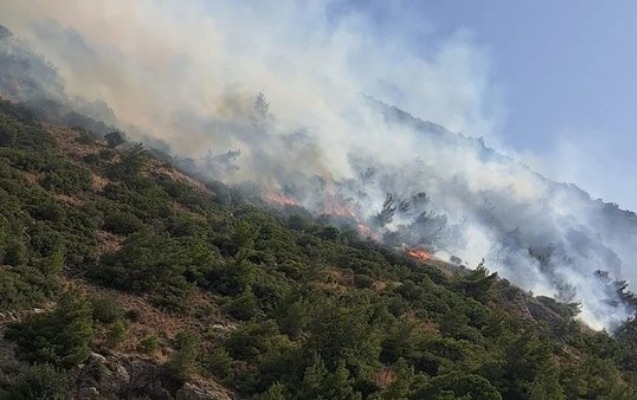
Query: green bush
4 363 71 400
204 347 234 378
354 274 375 289
0 265 60 312
90 294 123 324
167 330 200 378
224 290 260 321
102 211 144 235
4 290 94 368
3 239 27 266
106 321 127 347
140 335 159 353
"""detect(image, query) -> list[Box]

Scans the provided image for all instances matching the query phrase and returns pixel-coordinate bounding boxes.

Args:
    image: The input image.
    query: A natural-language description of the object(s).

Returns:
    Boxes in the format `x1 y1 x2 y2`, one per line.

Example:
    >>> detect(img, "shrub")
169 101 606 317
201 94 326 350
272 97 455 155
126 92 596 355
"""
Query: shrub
140 335 159 353
5 363 72 400
224 290 260 321
105 131 125 148
76 131 96 145
124 308 142 322
205 347 233 378
354 274 375 289
3 239 27 266
90 294 123 324
167 330 200 377
106 321 127 347
5 290 94 368
102 211 144 235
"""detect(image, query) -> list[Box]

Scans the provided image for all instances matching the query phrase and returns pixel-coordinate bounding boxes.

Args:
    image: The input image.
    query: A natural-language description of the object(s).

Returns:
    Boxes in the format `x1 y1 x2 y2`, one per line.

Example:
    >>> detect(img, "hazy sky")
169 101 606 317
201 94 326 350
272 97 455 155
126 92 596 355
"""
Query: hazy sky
340 1 637 211
4 1 636 210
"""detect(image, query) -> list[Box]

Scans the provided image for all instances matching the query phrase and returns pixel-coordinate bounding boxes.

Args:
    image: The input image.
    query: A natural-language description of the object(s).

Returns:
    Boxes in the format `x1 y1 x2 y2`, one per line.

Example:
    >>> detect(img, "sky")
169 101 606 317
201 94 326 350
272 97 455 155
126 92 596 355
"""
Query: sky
2 1 637 210
403 1 637 211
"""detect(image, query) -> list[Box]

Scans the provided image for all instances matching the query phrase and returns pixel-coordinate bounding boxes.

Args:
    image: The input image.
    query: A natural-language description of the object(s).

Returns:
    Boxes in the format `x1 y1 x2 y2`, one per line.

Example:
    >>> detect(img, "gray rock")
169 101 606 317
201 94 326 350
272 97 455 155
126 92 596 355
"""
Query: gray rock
114 363 130 384
90 351 107 363
176 383 218 400
78 386 100 399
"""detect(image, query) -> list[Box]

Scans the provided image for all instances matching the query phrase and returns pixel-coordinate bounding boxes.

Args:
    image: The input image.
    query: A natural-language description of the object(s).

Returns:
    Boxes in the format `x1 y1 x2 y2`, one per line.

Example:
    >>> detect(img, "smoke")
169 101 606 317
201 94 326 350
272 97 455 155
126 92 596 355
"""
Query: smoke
1 0 636 330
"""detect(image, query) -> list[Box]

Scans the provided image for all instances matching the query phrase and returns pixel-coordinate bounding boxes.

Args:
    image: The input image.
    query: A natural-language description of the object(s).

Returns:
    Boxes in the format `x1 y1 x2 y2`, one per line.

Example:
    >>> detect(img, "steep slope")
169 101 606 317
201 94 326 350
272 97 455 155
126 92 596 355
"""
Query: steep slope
1 97 637 399
2 21 637 331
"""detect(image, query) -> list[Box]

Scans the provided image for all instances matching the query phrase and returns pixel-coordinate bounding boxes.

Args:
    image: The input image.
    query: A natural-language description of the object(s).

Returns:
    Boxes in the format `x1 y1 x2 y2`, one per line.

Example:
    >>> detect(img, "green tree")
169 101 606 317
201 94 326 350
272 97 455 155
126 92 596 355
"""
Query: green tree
375 358 421 400
320 360 362 400
3 239 27 266
5 289 94 368
35 248 65 276
224 288 260 320
167 330 200 378
105 321 127 347
529 363 565 400
415 372 502 400
140 334 159 353
90 294 123 324
259 382 289 400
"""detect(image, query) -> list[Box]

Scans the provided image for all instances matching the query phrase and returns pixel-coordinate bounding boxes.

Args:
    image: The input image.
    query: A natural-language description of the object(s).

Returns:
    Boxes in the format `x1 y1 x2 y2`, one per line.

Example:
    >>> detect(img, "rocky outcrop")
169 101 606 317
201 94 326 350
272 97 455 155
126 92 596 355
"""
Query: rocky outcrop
176 383 219 400
71 353 233 400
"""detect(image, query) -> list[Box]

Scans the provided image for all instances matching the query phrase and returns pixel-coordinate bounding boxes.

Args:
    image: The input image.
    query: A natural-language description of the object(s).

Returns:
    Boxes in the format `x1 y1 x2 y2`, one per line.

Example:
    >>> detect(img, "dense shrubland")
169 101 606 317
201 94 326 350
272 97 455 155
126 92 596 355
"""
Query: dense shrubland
1 98 637 399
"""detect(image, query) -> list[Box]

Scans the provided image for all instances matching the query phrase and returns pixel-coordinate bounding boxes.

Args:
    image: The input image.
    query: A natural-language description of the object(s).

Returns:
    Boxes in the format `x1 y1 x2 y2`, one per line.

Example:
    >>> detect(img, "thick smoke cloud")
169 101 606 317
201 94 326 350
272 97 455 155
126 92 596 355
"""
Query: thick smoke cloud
1 1 636 330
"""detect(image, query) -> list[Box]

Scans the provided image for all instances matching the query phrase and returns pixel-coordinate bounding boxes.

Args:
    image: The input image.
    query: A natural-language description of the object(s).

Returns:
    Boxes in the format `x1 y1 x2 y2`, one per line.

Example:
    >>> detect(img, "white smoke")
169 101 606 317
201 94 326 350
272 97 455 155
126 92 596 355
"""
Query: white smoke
1 0 635 330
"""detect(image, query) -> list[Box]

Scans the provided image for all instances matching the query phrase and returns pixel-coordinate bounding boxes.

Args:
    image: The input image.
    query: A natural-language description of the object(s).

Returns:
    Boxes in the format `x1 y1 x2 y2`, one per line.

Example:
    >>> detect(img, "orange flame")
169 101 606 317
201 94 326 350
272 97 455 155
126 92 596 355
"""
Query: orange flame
406 247 434 261
265 191 300 207
321 190 356 218
357 223 381 241
264 189 381 241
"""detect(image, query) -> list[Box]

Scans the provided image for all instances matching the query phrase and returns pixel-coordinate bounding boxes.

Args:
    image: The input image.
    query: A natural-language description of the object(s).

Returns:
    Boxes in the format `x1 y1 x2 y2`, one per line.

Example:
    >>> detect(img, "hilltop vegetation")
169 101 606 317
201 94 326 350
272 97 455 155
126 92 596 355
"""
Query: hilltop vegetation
0 98 637 399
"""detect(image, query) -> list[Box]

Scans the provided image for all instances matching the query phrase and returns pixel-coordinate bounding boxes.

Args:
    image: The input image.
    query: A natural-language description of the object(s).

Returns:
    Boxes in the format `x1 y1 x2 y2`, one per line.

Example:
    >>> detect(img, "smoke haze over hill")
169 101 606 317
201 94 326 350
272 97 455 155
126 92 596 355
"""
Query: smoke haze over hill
1 1 637 330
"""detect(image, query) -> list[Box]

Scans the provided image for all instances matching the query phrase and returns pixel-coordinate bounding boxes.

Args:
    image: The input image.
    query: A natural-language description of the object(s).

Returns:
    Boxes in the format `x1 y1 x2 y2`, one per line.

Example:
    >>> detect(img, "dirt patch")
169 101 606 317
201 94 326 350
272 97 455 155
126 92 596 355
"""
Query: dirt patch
53 193 84 206
372 366 396 389
91 174 111 191
406 311 440 334
97 231 125 254
146 158 211 194
45 124 103 160
23 172 39 186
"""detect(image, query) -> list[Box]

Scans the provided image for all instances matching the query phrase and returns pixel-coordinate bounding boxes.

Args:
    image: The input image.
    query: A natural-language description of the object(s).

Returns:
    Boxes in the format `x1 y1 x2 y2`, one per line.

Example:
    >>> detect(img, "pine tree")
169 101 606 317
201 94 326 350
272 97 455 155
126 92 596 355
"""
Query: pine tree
5 289 94 368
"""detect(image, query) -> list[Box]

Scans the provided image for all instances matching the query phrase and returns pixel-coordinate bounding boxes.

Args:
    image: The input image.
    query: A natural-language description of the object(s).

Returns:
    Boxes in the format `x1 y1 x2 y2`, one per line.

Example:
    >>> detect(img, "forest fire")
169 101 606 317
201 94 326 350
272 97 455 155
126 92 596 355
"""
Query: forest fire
406 247 434 262
357 223 381 241
264 190 383 240
264 191 300 207
321 191 356 219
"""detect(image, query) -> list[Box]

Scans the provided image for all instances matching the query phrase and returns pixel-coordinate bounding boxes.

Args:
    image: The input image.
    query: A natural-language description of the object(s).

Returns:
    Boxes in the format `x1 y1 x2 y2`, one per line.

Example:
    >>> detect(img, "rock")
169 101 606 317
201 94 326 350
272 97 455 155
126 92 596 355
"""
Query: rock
126 361 176 400
176 383 218 400
78 386 100 399
90 351 107 363
114 363 130 384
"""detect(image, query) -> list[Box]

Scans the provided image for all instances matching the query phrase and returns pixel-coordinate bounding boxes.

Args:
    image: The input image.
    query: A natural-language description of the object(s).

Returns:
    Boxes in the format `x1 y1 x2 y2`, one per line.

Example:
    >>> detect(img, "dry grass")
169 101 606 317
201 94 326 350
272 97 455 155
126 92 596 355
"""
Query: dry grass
65 279 230 365
96 230 125 255
53 193 83 206
146 158 211 194
372 366 396 389
91 174 111 191
405 311 440 334
45 124 103 160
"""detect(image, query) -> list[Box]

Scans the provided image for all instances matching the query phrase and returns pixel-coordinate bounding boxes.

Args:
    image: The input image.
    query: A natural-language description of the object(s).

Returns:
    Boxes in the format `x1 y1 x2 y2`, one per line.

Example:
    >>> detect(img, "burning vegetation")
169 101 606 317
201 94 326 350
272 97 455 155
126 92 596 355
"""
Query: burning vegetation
406 247 435 262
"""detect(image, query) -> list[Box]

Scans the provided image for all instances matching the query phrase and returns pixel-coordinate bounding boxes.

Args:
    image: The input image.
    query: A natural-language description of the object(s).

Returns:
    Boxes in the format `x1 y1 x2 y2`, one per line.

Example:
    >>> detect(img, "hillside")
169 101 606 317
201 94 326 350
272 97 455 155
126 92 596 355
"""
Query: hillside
0 97 637 399
3 19 637 332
